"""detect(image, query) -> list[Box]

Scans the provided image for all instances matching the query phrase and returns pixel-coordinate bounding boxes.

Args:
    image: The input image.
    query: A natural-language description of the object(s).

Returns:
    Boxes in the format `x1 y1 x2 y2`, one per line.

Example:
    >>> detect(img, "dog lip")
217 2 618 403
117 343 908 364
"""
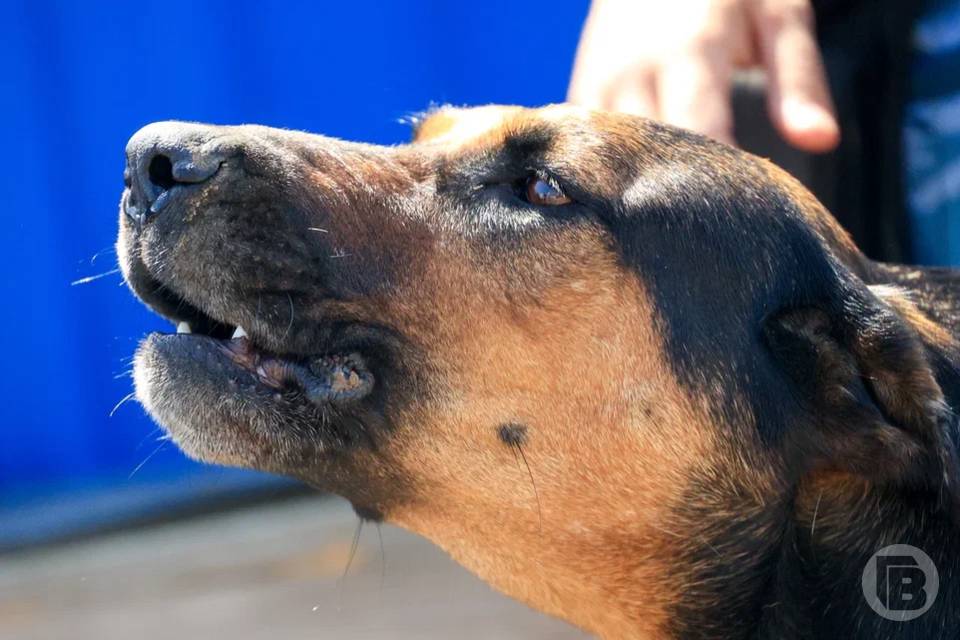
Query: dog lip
218 337 375 404
123 214 380 411
127 270 376 406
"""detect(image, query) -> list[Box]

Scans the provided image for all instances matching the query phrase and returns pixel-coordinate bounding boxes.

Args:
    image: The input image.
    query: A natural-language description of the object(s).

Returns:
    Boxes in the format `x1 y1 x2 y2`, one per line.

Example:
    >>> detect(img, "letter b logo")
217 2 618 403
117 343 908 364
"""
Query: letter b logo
863 545 938 621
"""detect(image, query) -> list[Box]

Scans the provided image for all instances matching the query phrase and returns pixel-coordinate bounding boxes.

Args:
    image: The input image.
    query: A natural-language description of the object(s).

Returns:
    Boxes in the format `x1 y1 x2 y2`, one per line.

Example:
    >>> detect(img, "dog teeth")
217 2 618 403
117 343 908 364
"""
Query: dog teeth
232 326 248 339
176 321 192 334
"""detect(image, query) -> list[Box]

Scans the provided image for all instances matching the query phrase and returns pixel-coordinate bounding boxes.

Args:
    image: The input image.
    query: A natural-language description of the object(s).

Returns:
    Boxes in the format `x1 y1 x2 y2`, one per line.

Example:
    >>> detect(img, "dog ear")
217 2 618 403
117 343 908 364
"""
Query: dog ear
764 283 959 499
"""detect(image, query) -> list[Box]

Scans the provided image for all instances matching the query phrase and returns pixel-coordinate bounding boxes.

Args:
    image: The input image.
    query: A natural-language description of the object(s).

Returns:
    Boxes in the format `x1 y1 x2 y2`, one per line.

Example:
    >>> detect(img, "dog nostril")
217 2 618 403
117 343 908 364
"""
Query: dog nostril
148 154 177 191
124 123 230 226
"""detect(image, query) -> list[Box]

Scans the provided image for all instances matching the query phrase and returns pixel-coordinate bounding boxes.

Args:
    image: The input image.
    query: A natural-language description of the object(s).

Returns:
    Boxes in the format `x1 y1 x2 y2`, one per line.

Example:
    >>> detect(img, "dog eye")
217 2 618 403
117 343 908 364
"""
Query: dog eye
525 175 571 206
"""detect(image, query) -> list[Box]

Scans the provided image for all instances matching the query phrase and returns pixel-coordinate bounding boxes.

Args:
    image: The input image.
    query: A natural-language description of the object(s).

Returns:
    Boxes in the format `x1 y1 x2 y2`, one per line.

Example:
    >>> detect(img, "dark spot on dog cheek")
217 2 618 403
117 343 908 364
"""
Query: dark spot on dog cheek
498 423 528 446
351 503 384 522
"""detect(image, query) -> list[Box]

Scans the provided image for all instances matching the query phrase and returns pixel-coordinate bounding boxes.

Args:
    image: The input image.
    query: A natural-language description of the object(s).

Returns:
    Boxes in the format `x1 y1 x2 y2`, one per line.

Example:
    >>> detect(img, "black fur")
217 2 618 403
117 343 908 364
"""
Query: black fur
120 114 960 639
497 423 529 447
593 125 960 639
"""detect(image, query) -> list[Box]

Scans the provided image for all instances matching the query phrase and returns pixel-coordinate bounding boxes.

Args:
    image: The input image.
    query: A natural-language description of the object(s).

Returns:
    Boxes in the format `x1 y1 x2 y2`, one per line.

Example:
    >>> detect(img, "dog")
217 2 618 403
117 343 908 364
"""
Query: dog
117 105 960 639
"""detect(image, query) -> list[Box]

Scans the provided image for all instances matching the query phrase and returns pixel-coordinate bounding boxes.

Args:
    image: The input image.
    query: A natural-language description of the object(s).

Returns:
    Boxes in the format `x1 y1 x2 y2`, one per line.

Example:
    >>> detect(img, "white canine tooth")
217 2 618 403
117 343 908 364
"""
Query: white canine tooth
176 321 192 335
232 326 248 339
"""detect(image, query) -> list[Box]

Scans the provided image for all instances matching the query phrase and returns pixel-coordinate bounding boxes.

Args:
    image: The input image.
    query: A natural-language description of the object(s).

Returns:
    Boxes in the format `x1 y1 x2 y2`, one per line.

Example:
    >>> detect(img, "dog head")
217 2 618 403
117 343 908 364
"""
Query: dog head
118 105 958 637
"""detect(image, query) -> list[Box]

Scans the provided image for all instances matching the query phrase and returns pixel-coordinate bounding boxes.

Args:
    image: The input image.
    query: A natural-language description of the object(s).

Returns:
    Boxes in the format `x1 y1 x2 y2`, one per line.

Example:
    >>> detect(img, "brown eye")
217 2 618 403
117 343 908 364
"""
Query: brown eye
526 175 571 206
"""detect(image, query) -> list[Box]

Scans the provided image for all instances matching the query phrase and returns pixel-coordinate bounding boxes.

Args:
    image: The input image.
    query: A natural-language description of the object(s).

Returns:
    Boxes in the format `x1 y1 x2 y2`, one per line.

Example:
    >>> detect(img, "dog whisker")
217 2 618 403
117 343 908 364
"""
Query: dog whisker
134 427 165 451
128 441 168 478
376 522 386 592
71 268 121 286
810 490 824 537
514 442 542 533
109 391 138 417
341 517 364 581
284 293 295 339
336 518 365 612
86 245 117 266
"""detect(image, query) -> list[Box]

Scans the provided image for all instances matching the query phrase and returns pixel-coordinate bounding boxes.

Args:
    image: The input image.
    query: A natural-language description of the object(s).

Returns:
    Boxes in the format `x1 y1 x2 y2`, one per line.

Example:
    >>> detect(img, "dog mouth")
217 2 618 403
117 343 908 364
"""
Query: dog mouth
118 120 399 470
142 284 375 407
219 337 373 403
127 273 384 468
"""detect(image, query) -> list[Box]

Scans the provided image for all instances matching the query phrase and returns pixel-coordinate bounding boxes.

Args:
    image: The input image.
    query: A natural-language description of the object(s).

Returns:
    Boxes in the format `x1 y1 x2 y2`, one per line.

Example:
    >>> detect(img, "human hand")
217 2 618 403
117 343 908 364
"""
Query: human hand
567 0 839 152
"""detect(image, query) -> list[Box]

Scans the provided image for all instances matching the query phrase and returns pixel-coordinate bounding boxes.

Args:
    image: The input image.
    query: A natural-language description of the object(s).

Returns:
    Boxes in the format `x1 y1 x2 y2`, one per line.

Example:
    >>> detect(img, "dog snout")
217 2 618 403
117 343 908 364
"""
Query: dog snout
123 122 228 228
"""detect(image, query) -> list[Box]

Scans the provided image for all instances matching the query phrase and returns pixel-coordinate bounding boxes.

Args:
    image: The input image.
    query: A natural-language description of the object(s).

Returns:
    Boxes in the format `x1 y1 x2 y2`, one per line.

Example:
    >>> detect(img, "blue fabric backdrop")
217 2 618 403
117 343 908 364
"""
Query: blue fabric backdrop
0 0 587 544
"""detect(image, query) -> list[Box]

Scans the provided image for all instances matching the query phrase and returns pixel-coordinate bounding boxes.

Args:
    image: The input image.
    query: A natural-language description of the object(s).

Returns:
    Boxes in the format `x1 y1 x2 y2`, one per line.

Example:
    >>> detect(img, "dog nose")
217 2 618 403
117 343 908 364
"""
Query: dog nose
123 122 226 228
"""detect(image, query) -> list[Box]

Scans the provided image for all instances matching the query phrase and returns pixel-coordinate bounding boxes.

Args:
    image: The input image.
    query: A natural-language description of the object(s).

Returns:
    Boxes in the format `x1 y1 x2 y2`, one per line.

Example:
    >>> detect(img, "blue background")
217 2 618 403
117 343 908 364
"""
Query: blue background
0 0 587 546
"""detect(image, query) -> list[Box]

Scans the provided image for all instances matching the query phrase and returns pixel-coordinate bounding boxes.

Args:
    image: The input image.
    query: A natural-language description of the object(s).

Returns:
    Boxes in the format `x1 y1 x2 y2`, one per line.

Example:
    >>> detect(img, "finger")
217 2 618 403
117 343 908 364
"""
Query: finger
567 53 603 109
656 39 736 144
567 76 606 110
566 5 611 109
567 50 606 109
756 0 839 152
607 70 659 118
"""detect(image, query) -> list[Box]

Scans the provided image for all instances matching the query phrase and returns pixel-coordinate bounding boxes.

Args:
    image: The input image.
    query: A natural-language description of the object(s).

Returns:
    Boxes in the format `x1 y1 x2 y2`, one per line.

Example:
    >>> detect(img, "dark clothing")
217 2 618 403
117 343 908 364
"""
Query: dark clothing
735 0 922 262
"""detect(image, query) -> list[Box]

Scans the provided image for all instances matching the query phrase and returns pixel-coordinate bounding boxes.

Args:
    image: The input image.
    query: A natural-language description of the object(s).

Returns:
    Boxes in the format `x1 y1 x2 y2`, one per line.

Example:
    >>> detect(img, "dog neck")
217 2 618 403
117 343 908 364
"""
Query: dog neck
758 262 960 639
667 262 960 639
671 462 960 639
756 472 960 639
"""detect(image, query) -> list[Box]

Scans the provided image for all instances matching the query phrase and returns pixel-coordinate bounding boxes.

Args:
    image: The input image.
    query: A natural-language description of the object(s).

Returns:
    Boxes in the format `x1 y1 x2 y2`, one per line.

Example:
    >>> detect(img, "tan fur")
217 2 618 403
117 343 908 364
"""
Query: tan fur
331 105 936 635
872 284 958 351
356 230 718 637
122 105 960 638
413 104 522 146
